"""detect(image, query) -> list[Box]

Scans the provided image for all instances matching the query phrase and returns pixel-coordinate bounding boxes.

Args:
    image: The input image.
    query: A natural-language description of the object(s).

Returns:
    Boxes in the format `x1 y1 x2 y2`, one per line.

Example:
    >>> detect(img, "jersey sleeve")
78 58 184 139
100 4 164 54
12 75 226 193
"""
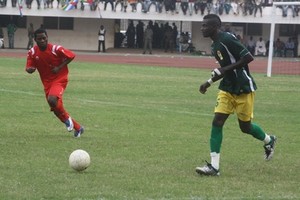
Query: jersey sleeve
25 49 36 70
225 33 250 58
54 45 75 60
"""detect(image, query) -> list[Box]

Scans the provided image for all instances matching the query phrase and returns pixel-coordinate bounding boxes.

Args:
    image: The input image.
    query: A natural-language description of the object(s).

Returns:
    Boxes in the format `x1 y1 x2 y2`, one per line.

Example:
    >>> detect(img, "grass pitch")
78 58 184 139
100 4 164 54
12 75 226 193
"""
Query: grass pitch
0 57 299 200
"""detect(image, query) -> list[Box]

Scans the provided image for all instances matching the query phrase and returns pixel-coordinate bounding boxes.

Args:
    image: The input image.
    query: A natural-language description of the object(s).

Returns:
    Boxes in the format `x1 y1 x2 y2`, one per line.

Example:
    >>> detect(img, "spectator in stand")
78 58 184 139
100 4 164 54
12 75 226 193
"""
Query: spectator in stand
37 0 47 9
143 25 153 54
0 0 7 7
255 37 266 56
253 0 263 17
247 36 256 55
211 0 219 14
164 0 175 14
174 0 179 13
136 21 144 48
206 0 213 13
126 20 136 48
223 0 231 14
277 4 296 17
26 0 33 8
46 0 54 8
274 38 284 57
294 5 300 17
172 0 177 13
199 0 208 15
11 0 17 7
142 0 157 12
104 0 114 10
231 0 239 15
243 0 254 15
181 0 189 15
98 25 106 52
217 0 225 15
7 20 17 49
156 0 164 13
128 0 137 11
262 0 272 6
188 0 194 15
27 23 34 50
194 0 200 14
284 37 295 57
114 0 128 12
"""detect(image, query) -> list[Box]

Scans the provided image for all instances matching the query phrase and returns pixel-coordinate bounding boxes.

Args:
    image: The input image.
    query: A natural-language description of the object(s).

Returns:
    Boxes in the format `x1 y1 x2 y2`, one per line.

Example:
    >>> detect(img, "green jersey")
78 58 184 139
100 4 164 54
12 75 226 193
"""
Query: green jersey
211 32 257 95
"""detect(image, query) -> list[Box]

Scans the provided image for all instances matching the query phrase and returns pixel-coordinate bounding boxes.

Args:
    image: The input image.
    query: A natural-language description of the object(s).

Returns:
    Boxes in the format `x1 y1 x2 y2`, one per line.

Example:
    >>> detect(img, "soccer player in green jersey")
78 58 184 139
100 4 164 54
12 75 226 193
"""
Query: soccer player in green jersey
196 14 277 176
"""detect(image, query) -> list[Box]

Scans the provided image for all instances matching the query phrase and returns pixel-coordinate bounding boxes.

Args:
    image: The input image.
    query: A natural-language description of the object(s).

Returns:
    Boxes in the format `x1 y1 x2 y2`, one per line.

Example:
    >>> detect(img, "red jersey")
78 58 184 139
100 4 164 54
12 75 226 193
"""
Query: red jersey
26 43 75 87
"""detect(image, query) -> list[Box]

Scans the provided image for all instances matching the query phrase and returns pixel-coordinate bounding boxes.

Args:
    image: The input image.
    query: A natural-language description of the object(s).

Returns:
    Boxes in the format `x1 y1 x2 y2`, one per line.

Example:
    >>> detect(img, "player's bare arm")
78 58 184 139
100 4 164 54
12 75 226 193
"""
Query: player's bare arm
217 54 254 75
51 57 74 74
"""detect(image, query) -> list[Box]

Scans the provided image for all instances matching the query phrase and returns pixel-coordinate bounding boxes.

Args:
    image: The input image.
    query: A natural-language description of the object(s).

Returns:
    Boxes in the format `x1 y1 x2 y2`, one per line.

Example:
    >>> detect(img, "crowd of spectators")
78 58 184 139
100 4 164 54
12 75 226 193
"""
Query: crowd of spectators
113 20 194 53
0 0 299 18
246 35 298 57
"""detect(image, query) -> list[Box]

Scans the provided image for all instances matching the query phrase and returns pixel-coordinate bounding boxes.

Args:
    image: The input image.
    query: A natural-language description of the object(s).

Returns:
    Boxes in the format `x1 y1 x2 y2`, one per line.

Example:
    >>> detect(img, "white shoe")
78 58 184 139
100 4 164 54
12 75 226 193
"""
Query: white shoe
65 117 74 132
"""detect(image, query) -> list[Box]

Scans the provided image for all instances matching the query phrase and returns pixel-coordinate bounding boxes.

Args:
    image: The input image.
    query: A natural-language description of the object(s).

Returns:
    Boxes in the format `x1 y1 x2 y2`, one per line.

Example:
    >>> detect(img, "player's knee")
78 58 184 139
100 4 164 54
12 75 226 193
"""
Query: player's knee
212 119 225 127
240 125 251 134
47 96 58 107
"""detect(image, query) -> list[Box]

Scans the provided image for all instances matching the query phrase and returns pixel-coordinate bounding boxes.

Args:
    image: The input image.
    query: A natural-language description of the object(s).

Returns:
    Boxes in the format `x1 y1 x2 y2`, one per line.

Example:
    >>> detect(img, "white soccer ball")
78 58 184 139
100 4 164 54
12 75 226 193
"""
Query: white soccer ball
69 149 91 172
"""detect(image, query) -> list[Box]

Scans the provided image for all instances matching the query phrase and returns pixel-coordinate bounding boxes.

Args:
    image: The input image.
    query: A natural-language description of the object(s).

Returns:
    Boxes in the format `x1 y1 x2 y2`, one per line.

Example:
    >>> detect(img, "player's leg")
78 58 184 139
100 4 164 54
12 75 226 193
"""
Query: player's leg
196 91 232 176
236 92 276 161
47 83 83 135
47 83 73 131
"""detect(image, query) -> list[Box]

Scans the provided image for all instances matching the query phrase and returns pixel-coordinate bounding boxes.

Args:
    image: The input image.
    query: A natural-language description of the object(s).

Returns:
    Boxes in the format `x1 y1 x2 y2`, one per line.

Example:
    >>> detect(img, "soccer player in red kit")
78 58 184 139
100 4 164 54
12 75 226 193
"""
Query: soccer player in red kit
25 28 84 137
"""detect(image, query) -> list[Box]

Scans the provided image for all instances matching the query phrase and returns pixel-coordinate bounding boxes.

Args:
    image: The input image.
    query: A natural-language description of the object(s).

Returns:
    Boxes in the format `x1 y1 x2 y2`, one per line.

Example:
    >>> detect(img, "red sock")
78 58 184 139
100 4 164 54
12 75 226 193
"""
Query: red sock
51 98 69 123
51 99 81 130
72 118 81 131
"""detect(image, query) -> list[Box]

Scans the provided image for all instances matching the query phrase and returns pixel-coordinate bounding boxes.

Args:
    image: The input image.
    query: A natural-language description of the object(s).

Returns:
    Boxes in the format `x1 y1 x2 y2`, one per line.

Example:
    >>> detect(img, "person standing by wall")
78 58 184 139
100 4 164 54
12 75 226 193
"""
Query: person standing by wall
7 20 17 49
143 24 153 54
0 26 4 48
246 36 256 56
27 23 34 50
25 28 84 137
98 25 106 52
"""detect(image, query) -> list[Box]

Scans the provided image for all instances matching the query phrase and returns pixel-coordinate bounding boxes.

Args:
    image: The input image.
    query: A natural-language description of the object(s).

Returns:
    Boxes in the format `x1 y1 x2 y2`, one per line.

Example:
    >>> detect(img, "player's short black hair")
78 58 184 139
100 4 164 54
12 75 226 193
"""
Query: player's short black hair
34 28 48 39
203 14 222 28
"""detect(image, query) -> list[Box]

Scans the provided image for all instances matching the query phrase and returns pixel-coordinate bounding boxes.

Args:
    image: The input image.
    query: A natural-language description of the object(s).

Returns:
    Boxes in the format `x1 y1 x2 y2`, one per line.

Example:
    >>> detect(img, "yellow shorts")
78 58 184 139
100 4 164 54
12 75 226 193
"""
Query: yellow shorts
214 90 255 122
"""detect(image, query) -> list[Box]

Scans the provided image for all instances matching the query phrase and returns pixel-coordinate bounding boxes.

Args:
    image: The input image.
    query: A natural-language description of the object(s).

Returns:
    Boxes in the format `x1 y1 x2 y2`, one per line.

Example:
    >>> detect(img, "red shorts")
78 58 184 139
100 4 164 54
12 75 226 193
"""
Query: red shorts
44 81 68 99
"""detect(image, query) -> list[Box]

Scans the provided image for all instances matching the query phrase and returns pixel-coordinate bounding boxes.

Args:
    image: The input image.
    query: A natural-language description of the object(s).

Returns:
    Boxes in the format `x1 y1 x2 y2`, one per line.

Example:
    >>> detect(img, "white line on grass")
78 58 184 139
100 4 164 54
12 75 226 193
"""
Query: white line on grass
0 88 43 96
79 98 211 117
1 88 211 117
